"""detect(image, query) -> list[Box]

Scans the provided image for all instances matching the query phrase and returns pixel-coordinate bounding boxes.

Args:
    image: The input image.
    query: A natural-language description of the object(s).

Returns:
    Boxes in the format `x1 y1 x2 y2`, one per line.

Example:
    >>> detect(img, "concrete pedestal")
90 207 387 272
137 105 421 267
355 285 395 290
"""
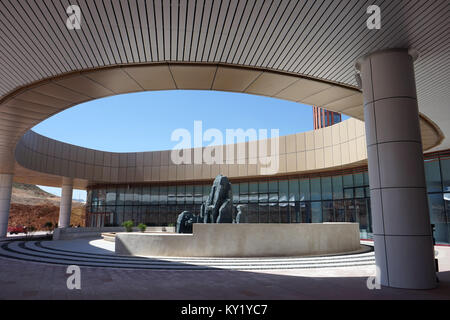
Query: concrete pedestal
356 48 436 289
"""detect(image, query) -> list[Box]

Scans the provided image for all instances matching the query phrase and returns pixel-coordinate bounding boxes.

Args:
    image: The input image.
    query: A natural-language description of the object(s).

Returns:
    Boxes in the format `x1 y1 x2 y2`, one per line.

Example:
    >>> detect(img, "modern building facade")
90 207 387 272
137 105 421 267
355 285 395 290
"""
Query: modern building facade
313 106 342 129
0 0 448 290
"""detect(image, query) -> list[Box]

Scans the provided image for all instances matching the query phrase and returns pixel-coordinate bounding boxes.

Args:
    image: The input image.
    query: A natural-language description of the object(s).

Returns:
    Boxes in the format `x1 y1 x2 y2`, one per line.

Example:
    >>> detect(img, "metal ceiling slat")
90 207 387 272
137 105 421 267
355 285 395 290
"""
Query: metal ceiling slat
51 0 96 68
122 0 144 63
232 0 266 65
108 0 134 63
135 0 152 61
282 1 338 72
188 0 204 61
224 0 255 63
255 0 301 67
239 0 275 66
77 0 115 65
320 0 411 83
60 0 104 67
0 1 59 76
292 0 357 74
194 0 214 62
115 0 138 63
204 0 226 62
162 0 171 61
153 0 165 61
145 0 159 61
177 0 188 61
246 0 289 67
215 0 244 62
267 0 316 70
170 0 179 61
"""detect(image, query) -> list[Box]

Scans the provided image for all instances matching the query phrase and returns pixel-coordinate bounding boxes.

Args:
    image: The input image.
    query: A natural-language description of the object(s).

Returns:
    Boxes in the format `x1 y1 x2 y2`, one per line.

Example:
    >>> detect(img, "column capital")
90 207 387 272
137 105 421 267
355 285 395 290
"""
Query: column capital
355 48 419 72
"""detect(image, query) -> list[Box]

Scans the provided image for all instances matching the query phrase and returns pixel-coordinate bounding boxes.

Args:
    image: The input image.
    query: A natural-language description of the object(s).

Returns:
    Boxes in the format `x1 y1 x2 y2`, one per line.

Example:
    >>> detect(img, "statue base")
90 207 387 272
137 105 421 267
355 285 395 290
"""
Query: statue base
115 223 362 258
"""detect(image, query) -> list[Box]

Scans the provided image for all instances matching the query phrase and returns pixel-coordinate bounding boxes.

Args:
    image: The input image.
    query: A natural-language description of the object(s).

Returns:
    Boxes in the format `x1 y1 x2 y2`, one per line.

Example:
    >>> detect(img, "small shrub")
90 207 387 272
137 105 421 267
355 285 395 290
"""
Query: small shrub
138 223 147 232
122 220 134 232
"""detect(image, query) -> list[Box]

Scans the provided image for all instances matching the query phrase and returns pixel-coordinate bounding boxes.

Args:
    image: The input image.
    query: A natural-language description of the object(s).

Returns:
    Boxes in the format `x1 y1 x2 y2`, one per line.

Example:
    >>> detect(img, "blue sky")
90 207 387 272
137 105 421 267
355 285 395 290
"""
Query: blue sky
33 90 346 199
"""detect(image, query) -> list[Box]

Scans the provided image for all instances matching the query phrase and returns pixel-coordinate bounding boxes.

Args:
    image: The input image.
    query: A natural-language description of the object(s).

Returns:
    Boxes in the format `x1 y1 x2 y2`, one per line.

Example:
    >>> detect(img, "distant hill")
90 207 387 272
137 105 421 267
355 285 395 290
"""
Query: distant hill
8 183 85 230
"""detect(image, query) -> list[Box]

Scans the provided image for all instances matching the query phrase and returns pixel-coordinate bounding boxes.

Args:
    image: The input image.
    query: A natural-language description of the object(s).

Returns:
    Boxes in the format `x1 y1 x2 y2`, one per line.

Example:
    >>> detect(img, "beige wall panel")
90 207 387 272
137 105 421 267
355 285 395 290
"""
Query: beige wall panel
296 132 306 151
144 166 152 181
56 75 114 98
323 93 362 113
341 142 350 164
314 130 324 148
286 134 296 153
159 166 168 181
32 83 90 104
168 165 177 180
185 164 194 180
347 118 357 140
297 151 307 171
315 149 324 169
212 66 262 92
238 164 247 177
274 78 331 101
152 166 161 181
85 69 142 94
161 151 170 166
176 165 185 180
247 163 257 176
143 152 153 166
202 165 211 179
339 121 349 142
15 90 72 109
110 153 119 167
332 145 342 166
219 164 229 176
170 65 217 89
324 146 333 168
118 168 127 181
306 150 315 170
110 168 119 182
349 140 358 163
193 164 202 178
286 152 297 172
136 153 144 167
123 65 176 90
126 167 135 181
228 164 239 177
135 166 144 181
103 166 111 181
305 131 314 150
356 136 367 159
302 86 356 107
245 72 298 97
211 164 220 178
323 126 332 147
355 119 365 137
332 124 341 146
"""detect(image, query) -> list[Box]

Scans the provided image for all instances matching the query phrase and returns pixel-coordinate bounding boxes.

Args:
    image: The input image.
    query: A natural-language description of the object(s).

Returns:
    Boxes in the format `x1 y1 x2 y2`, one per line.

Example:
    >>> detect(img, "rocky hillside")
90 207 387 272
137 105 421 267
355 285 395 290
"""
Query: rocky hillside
8 183 85 230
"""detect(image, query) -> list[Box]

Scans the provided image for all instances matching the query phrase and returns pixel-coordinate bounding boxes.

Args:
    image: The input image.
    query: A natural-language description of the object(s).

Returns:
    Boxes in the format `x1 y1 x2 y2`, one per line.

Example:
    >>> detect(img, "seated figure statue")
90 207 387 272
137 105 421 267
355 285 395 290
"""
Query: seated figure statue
176 211 197 233
235 204 247 223
200 175 234 224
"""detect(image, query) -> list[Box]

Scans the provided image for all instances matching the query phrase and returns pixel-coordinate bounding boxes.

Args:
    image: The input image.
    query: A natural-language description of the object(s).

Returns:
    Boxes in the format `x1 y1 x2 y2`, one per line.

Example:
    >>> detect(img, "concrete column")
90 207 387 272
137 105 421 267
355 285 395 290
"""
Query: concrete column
356 48 436 289
58 178 73 228
0 174 13 238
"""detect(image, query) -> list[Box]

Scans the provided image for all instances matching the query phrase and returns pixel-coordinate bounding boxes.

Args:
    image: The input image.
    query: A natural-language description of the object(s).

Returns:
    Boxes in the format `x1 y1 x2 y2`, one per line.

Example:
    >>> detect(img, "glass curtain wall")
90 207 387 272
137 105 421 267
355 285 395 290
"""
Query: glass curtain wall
87 151 450 244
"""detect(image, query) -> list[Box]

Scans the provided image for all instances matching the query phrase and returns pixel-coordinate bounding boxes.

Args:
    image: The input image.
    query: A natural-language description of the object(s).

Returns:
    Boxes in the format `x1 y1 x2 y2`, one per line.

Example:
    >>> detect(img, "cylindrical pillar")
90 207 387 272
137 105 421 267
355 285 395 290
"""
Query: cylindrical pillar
58 178 73 228
356 48 436 289
0 174 13 238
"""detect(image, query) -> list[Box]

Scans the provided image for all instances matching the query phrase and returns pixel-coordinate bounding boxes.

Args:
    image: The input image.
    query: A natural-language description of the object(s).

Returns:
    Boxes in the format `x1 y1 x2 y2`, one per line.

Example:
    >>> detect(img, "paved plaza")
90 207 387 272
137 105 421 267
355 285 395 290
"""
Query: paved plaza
0 239 449 300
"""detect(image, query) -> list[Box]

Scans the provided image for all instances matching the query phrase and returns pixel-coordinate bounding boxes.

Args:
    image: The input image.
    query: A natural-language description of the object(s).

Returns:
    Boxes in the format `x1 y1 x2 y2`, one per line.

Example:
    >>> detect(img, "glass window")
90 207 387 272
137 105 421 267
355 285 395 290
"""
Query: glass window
354 173 364 187
355 187 365 198
168 186 176 204
289 179 299 201
429 194 448 244
159 186 168 204
259 181 268 193
311 202 322 223
299 179 310 201
185 185 193 204
332 176 343 199
321 177 332 200
300 202 311 223
363 172 370 186
203 185 210 202
334 200 345 222
249 182 258 194
124 188 133 206
343 174 353 188
240 183 249 194
259 203 269 223
106 188 117 206
269 203 280 223
279 202 289 223
259 193 268 203
268 181 278 193
441 158 450 192
247 203 259 223
279 180 288 202
425 160 442 193
310 178 321 201
322 201 334 222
